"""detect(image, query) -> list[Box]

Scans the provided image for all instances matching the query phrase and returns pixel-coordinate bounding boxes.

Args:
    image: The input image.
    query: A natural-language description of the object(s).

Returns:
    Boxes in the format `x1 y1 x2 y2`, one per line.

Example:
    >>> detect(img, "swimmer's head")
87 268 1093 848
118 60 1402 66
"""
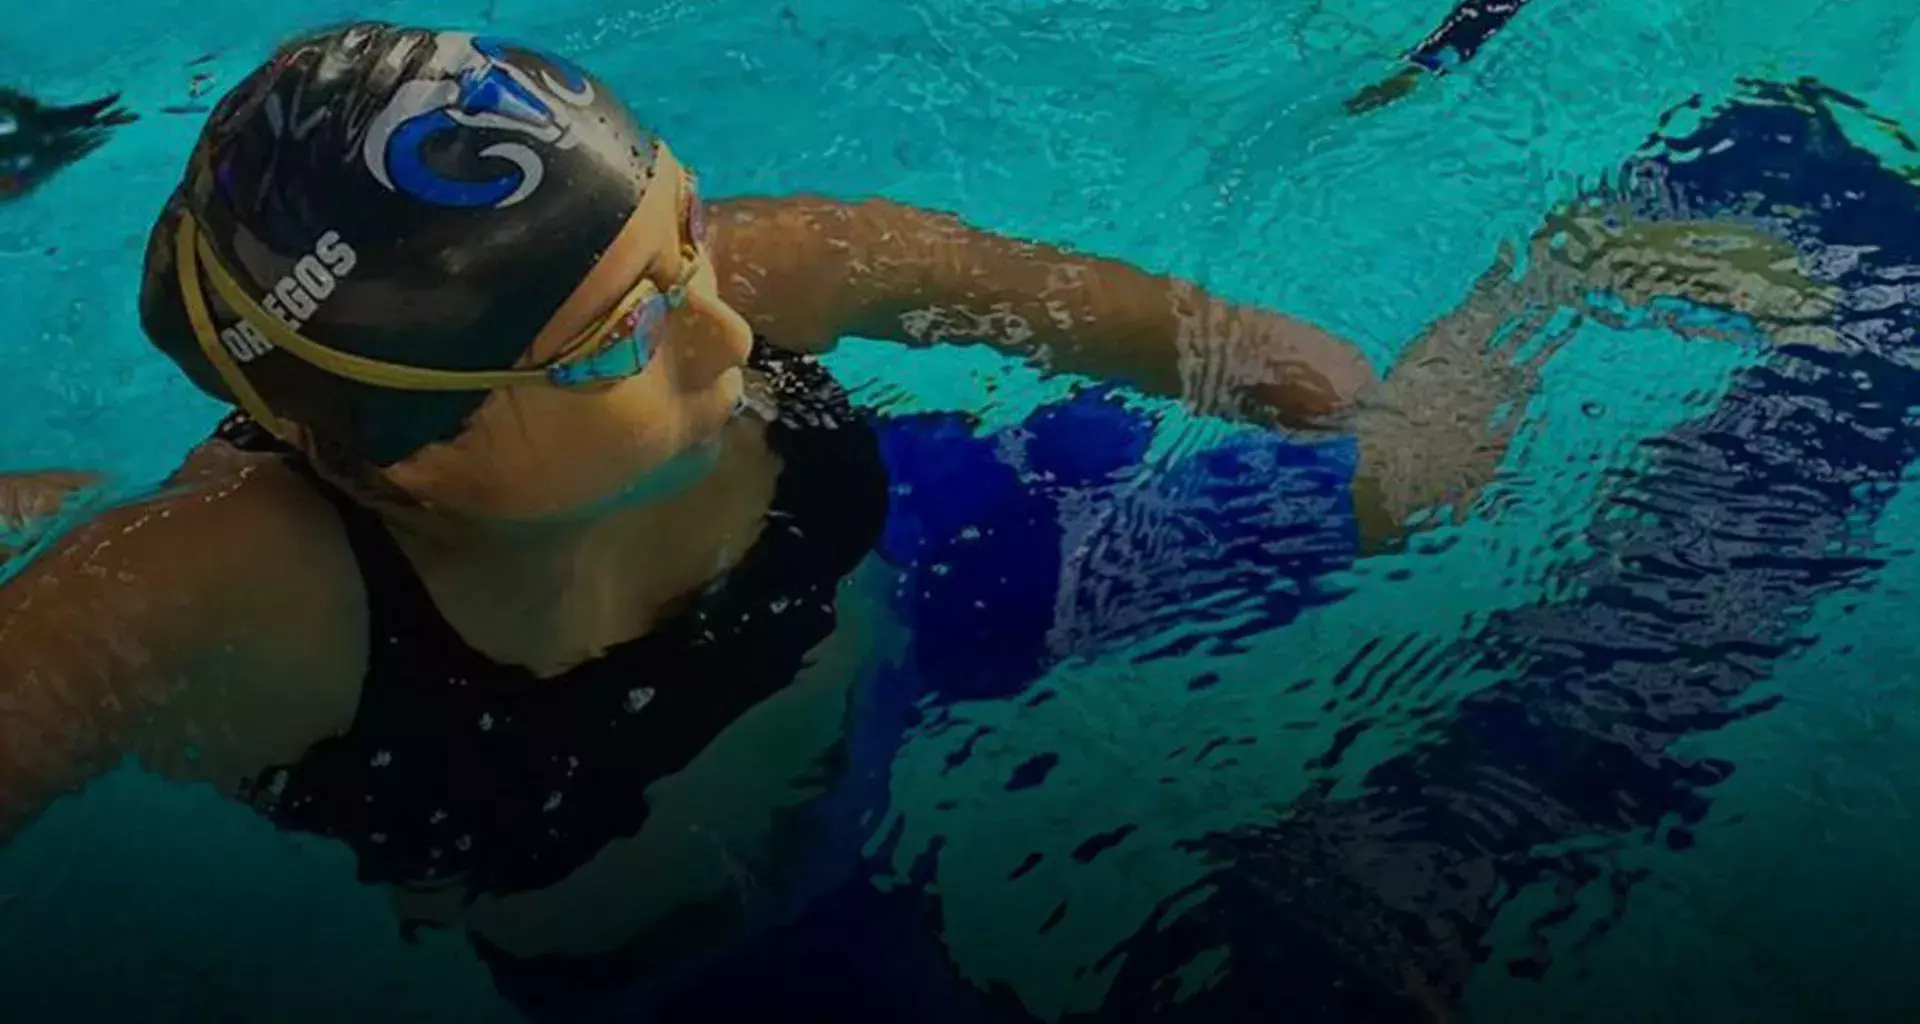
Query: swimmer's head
140 23 754 519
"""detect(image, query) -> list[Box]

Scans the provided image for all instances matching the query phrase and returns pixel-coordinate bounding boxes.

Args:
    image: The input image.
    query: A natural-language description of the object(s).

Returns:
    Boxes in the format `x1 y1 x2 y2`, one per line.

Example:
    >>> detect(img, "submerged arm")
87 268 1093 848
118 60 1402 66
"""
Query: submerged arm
1347 202 1838 550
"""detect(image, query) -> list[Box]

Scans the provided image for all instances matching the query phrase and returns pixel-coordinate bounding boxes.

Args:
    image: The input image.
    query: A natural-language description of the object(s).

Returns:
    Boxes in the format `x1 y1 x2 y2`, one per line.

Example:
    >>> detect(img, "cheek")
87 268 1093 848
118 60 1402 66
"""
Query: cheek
595 372 711 465
469 390 564 468
480 390 676 509
666 278 756 381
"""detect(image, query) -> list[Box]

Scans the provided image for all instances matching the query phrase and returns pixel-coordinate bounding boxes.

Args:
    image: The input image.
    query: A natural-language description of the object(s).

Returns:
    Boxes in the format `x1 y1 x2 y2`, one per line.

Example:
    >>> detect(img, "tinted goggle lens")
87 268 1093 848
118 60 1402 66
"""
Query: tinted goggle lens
549 295 668 387
548 169 704 388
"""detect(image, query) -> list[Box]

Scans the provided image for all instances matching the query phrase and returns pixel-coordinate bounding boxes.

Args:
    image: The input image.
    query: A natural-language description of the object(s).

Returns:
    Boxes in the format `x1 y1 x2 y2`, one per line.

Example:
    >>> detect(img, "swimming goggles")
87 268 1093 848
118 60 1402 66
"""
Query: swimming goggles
174 167 708 438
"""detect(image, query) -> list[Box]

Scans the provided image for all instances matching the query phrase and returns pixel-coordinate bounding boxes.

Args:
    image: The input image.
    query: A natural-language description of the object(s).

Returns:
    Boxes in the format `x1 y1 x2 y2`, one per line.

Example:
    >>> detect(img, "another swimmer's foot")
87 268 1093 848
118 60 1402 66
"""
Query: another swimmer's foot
0 87 137 200
32 92 138 132
1345 67 1424 115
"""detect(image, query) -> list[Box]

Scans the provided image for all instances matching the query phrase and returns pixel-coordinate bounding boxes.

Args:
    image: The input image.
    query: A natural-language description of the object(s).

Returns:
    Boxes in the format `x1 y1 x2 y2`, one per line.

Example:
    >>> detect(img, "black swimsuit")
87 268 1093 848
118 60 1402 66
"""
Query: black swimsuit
220 343 887 899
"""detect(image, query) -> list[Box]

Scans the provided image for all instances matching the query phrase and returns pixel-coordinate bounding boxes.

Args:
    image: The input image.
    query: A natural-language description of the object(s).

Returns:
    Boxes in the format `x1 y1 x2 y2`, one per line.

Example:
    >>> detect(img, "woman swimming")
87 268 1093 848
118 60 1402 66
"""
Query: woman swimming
0 20 1814 1010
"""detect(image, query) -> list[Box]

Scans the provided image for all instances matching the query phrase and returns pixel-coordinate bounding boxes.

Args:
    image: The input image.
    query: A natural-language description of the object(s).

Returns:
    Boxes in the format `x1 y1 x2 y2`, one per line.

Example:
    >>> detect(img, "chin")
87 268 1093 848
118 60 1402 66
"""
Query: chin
716 366 746 407
702 368 748 431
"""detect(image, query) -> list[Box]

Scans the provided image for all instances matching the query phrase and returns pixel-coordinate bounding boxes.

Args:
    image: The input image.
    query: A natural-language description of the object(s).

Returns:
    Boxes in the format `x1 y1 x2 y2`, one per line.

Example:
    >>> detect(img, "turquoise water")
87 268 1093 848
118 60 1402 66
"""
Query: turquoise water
6 0 1920 1021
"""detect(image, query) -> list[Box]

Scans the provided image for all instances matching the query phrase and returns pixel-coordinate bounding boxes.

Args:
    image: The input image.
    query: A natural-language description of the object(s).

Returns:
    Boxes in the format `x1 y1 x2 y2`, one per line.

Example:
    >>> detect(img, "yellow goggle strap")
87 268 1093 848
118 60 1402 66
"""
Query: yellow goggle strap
175 215 295 438
175 212 681 400
188 224 551 392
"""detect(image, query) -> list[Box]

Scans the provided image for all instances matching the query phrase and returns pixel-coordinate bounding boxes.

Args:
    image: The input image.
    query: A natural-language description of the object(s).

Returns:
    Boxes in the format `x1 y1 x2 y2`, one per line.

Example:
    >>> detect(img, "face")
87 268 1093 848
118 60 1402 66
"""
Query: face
382 145 756 521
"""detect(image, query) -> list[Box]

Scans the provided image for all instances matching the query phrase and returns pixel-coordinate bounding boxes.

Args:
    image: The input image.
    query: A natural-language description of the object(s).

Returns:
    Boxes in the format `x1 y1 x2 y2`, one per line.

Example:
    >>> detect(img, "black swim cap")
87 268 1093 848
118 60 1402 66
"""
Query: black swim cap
140 22 660 465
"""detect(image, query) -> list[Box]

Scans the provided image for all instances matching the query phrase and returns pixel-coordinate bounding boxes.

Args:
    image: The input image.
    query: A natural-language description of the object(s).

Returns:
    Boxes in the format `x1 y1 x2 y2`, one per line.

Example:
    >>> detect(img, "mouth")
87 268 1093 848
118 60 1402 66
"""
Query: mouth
729 367 778 424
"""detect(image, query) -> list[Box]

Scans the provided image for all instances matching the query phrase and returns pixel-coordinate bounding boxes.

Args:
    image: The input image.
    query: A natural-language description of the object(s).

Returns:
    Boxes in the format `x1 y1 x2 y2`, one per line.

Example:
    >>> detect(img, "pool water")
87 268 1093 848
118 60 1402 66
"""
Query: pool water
6 0 1920 1021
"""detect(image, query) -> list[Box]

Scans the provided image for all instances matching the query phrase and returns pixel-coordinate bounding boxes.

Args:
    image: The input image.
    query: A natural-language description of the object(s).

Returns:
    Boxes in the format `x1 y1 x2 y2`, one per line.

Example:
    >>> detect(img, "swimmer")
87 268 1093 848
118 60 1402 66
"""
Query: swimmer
1346 0 1534 114
0 87 135 199
0 21 1812 1005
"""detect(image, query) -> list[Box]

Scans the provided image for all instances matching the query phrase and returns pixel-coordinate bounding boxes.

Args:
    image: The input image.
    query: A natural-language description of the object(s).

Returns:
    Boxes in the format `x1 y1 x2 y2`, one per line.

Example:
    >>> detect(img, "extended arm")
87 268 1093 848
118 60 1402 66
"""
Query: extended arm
710 196 1377 429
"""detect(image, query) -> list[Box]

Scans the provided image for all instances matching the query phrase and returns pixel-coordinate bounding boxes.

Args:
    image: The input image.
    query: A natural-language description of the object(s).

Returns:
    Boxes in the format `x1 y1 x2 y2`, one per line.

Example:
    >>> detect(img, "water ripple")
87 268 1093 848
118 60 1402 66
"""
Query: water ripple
1078 81 1920 1022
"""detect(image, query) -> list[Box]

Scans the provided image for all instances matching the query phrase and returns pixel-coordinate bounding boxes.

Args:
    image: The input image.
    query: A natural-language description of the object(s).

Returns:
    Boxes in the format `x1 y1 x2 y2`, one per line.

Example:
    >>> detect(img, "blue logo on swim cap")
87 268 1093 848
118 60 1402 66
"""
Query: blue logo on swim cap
362 33 598 209
475 36 592 96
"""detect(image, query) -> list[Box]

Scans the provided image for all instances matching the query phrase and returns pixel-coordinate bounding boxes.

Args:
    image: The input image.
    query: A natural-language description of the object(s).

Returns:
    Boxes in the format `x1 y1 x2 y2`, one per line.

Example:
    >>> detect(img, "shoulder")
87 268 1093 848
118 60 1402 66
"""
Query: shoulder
162 431 367 565
156 434 371 663
3 433 370 785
